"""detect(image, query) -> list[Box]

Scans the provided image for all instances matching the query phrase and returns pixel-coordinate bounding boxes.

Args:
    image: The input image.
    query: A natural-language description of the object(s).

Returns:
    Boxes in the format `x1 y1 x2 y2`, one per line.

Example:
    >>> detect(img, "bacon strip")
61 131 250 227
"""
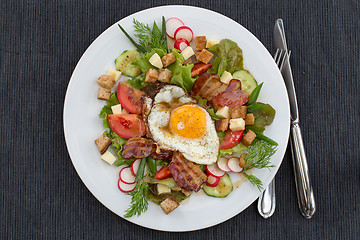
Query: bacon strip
168 152 207 192
211 79 250 109
121 137 155 159
151 149 173 161
191 73 227 101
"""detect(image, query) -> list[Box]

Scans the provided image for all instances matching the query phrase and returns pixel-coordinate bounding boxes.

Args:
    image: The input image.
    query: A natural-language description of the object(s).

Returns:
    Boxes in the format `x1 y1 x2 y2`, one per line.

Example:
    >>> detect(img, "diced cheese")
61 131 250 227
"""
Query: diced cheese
220 71 233 85
101 150 117 165
229 118 245 131
181 46 195 60
216 106 230 119
107 69 122 81
149 53 163 69
157 183 171 195
206 39 220 48
111 104 122 114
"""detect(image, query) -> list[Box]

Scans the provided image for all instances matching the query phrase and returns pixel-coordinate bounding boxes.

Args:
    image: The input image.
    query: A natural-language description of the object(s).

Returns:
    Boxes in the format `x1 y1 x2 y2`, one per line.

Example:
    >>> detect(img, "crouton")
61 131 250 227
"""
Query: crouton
161 52 176 67
215 119 229 131
96 75 116 89
158 69 172 83
239 153 247 168
245 113 255 125
160 197 180 214
230 105 247 119
196 49 213 63
144 68 158 83
242 130 257 146
195 36 207 50
181 189 192 197
95 133 112 154
97 87 111 100
194 50 202 59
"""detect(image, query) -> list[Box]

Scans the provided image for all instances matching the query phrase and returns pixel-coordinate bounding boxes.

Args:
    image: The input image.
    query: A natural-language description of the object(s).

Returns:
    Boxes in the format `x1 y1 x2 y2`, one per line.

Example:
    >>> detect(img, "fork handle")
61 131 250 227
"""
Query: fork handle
290 122 316 219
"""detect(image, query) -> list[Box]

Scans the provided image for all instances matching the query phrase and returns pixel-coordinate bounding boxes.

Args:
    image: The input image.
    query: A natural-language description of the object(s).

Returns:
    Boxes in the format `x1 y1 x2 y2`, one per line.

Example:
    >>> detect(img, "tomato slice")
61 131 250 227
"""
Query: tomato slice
219 129 244 149
191 62 212 77
117 82 144 114
155 166 172 180
108 114 146 139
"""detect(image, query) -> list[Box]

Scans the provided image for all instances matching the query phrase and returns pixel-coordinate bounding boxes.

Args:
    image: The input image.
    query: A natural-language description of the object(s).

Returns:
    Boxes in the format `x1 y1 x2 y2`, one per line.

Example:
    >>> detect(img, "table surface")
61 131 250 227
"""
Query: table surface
1 0 359 239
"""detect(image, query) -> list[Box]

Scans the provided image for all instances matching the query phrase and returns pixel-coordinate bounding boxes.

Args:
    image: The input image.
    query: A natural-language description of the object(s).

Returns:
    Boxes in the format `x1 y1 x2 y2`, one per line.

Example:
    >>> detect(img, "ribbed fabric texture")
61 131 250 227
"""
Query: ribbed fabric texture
1 0 359 239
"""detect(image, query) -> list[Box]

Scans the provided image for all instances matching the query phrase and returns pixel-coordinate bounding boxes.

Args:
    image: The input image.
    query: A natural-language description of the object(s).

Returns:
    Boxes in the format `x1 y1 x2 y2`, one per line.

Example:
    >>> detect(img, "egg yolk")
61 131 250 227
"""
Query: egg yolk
170 105 207 138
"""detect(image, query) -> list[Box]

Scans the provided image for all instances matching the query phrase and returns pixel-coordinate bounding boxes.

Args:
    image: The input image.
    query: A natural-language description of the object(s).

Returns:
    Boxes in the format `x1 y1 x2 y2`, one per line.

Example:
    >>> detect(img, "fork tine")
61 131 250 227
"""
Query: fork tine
279 50 291 71
276 49 284 66
274 48 280 62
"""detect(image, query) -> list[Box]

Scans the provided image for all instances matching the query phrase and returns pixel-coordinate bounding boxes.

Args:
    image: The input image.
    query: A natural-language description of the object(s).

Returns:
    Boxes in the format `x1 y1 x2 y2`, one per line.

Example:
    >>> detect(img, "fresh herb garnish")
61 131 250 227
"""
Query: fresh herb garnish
243 173 263 191
124 172 149 218
243 140 276 171
240 140 276 190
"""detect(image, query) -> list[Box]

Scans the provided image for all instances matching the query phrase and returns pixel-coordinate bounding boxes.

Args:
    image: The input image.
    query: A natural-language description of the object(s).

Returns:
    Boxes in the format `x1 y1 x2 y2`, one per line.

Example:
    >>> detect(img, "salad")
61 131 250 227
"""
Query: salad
94 16 277 218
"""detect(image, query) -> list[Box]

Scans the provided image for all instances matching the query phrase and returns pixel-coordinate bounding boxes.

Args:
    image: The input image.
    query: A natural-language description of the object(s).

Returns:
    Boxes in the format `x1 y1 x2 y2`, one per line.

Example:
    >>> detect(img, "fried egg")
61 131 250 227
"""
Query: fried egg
146 85 219 165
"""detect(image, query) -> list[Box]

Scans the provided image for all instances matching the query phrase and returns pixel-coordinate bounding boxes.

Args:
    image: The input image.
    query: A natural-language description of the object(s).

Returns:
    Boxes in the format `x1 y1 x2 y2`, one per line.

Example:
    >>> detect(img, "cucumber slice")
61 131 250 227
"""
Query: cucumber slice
203 173 233 198
232 70 257 94
115 50 142 77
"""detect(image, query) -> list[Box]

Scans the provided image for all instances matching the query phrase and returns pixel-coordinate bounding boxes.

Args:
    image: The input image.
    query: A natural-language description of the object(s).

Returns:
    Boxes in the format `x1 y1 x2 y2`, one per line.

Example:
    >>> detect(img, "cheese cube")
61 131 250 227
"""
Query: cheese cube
220 71 233 85
101 150 117 165
107 69 122 81
111 104 122 114
229 118 245 131
216 106 230 119
157 183 171 195
181 46 195 60
149 53 163 69
206 39 220 48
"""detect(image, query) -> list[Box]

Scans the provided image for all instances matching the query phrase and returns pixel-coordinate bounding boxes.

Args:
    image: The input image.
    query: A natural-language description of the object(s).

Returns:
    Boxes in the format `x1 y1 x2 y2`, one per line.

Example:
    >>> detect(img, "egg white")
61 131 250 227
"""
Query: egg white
146 85 219 165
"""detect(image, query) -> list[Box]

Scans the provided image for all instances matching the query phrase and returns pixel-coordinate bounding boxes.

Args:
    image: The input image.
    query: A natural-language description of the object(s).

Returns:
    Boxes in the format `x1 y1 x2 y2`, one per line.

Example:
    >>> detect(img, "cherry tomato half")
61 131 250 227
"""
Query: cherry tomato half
219 129 244 149
108 114 146 139
117 82 144 114
155 166 172 180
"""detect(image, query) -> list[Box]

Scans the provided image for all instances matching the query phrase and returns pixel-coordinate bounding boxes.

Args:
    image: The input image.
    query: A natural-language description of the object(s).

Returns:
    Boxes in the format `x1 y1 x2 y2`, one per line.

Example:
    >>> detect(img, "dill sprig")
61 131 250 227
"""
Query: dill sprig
133 19 167 52
243 140 276 171
124 172 149 218
243 173 263 191
241 140 277 191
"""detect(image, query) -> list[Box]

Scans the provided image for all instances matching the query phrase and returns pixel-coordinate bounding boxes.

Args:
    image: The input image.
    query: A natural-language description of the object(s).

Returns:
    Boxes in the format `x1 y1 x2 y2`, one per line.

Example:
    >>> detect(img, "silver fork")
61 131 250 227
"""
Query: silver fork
257 49 290 219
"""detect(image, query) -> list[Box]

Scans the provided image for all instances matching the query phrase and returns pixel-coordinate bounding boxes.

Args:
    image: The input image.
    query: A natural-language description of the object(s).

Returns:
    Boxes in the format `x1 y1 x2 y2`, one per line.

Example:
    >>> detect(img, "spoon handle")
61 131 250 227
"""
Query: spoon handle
257 179 276 219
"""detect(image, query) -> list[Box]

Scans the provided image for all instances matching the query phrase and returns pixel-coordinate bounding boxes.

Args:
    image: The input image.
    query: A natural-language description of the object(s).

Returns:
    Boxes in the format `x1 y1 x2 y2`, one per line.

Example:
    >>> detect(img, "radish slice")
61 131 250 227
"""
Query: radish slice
217 157 232 172
174 26 193 42
206 173 220 187
118 178 136 193
166 17 184 38
227 157 244 173
174 38 190 51
206 163 225 178
130 159 141 176
119 167 136 184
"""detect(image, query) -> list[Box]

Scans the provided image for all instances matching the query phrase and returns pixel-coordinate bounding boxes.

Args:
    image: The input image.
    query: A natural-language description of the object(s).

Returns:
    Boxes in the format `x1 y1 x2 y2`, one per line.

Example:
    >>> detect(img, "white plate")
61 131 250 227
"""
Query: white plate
63 5 290 232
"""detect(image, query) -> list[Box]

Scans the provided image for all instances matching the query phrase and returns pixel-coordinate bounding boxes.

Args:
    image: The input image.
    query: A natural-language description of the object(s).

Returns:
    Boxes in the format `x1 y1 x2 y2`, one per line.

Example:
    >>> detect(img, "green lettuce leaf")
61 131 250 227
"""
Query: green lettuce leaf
217 131 248 158
167 50 195 92
132 48 167 73
127 75 149 89
209 39 244 76
246 103 276 133
99 93 120 131
196 96 222 121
